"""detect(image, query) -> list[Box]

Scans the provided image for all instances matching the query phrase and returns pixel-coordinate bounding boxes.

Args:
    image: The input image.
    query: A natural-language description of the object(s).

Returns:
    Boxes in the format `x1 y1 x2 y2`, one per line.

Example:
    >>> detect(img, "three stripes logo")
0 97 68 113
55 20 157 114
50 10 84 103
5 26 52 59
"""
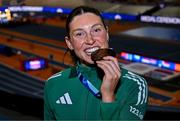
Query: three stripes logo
56 92 72 105
123 71 148 105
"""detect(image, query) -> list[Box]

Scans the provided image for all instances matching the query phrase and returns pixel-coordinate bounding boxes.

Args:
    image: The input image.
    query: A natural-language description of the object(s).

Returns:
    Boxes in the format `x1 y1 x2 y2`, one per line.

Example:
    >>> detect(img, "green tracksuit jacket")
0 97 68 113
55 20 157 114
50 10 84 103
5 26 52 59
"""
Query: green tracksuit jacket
44 64 148 120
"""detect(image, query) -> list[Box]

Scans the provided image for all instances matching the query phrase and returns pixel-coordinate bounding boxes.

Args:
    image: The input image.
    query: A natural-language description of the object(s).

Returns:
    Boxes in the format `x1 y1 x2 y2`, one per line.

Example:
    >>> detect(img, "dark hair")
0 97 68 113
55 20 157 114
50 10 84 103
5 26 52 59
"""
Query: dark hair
65 6 106 37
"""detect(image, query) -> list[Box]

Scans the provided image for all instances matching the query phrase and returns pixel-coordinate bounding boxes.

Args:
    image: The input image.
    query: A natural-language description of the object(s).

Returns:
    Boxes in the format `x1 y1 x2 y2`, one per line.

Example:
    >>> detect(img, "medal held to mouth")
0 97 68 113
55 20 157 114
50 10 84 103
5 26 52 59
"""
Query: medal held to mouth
91 48 116 62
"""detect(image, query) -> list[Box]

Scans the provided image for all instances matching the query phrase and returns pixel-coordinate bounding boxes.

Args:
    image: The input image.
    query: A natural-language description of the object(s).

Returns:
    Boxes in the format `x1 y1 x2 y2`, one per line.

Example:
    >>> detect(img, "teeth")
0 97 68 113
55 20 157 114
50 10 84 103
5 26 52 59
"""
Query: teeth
85 47 99 53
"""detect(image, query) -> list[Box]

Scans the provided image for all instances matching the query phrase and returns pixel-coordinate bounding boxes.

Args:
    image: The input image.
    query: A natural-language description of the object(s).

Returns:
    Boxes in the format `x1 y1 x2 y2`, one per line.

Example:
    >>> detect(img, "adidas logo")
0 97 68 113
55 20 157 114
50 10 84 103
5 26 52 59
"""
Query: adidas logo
56 92 72 104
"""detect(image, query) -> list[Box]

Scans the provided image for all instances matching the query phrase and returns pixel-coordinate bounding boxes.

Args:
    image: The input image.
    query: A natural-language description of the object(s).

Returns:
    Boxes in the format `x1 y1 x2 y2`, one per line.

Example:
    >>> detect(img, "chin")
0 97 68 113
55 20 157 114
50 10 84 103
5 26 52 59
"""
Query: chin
86 59 94 64
81 58 94 65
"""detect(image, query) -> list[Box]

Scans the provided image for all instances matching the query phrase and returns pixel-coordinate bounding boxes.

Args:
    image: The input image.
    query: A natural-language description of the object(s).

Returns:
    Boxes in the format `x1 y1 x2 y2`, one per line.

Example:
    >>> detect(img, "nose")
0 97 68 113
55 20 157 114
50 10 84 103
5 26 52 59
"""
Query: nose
85 33 95 45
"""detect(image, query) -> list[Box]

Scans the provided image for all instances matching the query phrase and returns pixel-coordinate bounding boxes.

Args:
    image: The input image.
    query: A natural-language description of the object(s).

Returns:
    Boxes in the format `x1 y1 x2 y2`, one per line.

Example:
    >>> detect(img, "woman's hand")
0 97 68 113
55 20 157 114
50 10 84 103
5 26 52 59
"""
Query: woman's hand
96 56 121 103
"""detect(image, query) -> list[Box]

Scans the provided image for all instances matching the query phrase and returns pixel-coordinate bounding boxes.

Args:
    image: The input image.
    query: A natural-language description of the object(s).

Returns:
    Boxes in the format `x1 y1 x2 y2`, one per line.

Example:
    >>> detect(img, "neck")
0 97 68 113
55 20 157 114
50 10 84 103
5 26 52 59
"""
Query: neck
78 60 97 68
77 61 104 80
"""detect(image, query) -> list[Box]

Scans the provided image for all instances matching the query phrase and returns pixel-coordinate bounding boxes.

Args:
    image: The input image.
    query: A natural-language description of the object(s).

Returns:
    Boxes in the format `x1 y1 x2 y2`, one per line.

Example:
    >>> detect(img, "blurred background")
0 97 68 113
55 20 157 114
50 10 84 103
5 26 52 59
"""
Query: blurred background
0 0 180 120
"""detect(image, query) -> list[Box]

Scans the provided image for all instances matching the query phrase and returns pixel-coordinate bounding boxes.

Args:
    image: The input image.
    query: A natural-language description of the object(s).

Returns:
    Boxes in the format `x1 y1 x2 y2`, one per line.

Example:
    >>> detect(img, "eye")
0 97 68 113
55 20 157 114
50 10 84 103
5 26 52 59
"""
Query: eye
94 27 102 32
74 31 85 37
76 32 83 36
91 26 104 35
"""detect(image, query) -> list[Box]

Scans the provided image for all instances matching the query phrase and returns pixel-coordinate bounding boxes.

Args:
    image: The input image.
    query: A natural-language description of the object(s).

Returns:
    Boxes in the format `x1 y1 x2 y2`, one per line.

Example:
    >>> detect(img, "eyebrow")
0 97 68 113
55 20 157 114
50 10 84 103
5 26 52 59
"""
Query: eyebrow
72 23 104 33
91 23 104 28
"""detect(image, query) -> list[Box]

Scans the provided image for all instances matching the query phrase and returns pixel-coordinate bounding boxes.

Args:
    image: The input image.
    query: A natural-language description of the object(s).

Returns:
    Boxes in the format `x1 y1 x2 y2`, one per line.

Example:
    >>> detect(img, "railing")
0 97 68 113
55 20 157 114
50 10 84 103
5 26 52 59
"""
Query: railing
0 63 44 98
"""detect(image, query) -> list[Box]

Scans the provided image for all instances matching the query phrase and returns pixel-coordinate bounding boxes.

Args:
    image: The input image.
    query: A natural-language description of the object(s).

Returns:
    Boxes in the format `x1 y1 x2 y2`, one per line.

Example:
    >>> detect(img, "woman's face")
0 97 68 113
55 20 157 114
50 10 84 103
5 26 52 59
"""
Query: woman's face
66 13 109 64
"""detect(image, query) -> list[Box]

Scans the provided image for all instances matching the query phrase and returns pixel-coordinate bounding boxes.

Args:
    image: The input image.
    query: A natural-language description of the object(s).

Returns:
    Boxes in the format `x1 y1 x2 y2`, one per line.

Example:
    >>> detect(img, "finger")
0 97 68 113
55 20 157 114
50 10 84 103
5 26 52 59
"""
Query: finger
103 56 120 72
98 60 119 77
96 60 120 81
96 61 114 78
99 56 120 77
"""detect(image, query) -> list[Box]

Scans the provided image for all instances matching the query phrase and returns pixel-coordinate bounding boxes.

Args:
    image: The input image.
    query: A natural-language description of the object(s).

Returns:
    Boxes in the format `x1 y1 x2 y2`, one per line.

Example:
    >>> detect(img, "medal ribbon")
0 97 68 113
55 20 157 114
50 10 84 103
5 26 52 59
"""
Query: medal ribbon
76 67 101 98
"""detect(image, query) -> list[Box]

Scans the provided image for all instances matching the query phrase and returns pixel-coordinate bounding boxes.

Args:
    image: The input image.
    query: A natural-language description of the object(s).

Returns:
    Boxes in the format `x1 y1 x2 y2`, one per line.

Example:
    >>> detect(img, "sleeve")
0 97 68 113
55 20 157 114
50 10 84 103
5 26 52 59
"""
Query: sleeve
118 85 148 120
100 101 121 120
44 81 55 120
100 76 148 120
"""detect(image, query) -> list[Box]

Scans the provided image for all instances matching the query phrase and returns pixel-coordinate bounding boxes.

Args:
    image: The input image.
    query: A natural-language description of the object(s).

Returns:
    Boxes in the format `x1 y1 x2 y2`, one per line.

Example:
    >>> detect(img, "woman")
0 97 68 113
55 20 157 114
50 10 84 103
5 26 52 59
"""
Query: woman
44 6 148 120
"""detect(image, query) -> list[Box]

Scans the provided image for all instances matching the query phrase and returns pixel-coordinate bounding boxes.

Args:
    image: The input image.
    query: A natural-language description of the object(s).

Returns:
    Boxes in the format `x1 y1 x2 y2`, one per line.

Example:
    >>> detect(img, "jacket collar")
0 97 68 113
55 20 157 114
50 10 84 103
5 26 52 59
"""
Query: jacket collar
69 63 97 79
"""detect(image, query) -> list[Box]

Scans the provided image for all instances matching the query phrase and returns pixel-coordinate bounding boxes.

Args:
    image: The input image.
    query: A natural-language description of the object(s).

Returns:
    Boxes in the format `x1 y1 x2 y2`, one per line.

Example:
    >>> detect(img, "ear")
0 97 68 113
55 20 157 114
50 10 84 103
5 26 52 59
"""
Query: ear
65 36 74 50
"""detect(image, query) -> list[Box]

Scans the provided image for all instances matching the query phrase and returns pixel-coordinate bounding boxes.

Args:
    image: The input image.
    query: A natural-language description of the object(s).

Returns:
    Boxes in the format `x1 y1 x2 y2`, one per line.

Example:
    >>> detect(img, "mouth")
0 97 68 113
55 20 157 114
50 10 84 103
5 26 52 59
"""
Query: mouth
84 46 100 56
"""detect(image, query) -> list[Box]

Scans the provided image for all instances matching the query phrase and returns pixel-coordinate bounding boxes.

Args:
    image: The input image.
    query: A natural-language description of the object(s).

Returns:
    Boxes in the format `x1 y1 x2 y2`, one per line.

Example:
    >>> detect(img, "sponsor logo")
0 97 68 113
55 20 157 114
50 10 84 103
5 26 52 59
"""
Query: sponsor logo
56 92 72 105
